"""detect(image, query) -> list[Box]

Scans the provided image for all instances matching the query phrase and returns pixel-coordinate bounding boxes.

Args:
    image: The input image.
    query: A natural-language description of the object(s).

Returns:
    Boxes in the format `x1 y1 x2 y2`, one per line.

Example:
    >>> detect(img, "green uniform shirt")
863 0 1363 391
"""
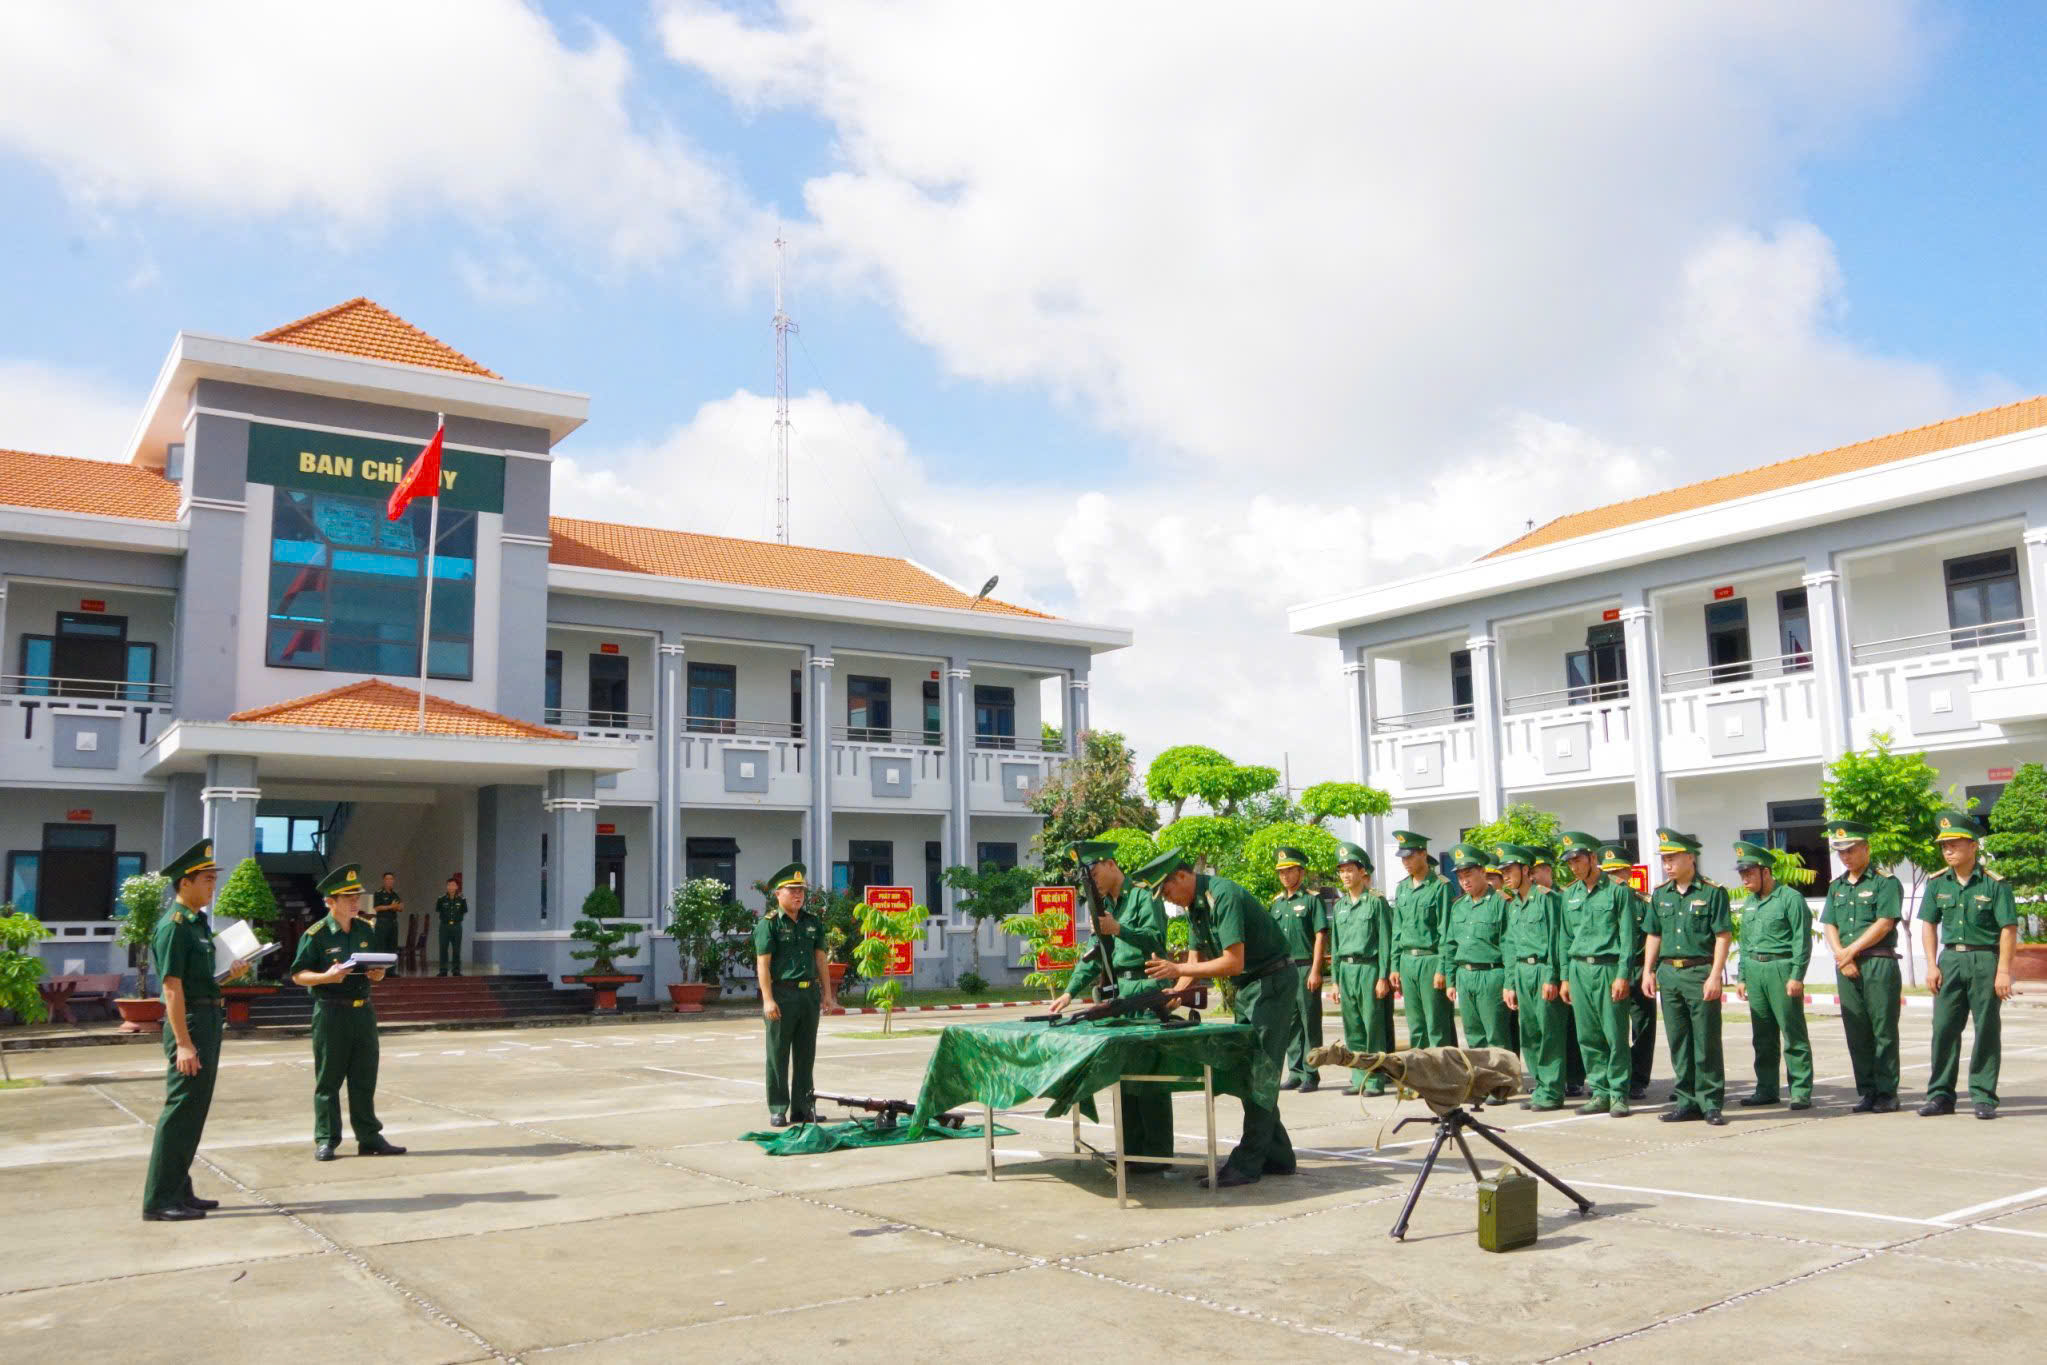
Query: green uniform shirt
152 905 222 1003
1392 872 1454 954
373 889 402 911
1187 874 1291 986
752 908 827 980
1500 887 1563 985
291 913 378 1000
1646 878 1733 958
434 894 468 924
1561 877 1636 962
1739 883 1812 980
1328 891 1391 978
1271 889 1328 963
1442 889 1508 967
1064 882 1169 994
1921 868 2018 947
1819 869 1902 952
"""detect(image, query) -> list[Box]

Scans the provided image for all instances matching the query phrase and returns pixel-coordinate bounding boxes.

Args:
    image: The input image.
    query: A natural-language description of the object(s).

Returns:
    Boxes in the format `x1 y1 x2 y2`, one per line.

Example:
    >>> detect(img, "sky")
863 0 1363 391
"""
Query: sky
2 1 2043 788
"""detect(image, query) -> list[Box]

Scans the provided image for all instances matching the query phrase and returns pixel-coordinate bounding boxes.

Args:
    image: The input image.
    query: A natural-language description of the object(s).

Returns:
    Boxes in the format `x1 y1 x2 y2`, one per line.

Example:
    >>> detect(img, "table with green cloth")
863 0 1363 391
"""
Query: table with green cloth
906 1017 1274 1205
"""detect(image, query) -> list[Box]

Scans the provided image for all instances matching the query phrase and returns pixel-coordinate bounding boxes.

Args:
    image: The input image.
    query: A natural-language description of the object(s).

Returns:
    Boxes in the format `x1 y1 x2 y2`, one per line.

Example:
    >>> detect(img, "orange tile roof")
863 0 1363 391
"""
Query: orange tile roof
0 448 181 521
548 515 1055 618
255 298 500 378
1487 396 2047 559
229 679 574 740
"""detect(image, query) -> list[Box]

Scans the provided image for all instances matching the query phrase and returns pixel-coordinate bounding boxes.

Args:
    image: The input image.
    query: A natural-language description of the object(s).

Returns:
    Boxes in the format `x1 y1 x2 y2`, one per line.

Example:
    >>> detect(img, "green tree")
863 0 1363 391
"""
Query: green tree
853 898 929 1034
1985 763 2047 942
1299 780 1393 829
1462 802 1564 856
1229 822 1342 900
943 861 1039 978
666 878 756 983
1237 788 1306 830
1823 732 1960 978
569 885 643 976
212 858 282 945
1 907 52 1080
1041 721 1063 750
113 872 171 996
1145 745 1234 821
1096 827 1159 874
1156 814 1250 872
1030 729 1158 856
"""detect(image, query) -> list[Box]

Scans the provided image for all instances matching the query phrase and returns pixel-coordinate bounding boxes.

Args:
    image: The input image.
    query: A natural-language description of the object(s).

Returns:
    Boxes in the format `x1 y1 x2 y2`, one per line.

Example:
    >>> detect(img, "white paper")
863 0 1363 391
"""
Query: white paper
337 952 399 972
212 919 279 981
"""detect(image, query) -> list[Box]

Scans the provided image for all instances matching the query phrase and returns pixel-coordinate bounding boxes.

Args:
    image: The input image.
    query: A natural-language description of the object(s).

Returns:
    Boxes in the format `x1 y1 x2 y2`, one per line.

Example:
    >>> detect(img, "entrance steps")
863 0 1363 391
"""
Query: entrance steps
241 973 595 1027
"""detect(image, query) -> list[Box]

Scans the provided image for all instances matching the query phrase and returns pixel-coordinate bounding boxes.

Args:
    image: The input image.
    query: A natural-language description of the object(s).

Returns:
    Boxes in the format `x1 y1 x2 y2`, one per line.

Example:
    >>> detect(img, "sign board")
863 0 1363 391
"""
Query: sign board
1032 884 1077 971
65 808 92 822
1628 865 1649 895
596 823 616 835
1989 767 2014 782
245 421 507 514
79 598 106 613
863 885 917 975
1712 585 1735 601
1600 608 1620 623
600 643 620 655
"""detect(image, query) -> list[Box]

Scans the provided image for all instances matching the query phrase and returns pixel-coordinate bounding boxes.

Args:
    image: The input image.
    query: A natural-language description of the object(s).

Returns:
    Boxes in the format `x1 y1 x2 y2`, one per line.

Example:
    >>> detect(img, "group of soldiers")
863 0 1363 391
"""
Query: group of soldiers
368 870 473 978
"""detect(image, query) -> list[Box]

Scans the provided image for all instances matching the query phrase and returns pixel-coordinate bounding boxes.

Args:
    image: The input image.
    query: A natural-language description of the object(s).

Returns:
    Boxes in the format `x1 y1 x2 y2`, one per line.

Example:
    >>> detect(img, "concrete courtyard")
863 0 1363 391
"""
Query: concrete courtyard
4 999 2045 1363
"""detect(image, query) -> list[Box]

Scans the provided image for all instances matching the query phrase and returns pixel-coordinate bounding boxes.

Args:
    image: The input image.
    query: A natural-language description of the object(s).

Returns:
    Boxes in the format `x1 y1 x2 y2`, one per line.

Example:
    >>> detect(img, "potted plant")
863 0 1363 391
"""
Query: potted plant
1 905 53 1082
1985 763 2047 981
664 877 752 1012
112 872 172 1032
212 858 283 1029
813 888 861 993
565 885 643 1013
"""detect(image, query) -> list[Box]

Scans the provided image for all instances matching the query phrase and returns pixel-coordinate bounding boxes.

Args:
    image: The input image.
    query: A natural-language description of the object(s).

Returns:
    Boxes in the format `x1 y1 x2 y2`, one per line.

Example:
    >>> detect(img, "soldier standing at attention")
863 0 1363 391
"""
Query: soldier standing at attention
1820 820 1903 1113
1389 831 1458 1049
1442 844 1510 1048
1531 847 1584 1099
141 840 245 1221
433 875 467 977
1048 841 1172 1163
1919 810 2018 1119
1498 844 1566 1111
1140 849 1297 1188
1603 844 1657 1101
372 871 404 976
1270 845 1329 1091
1642 829 1732 1125
1558 832 1635 1117
1328 842 1394 1096
755 863 836 1128
1732 841 1814 1111
291 865 406 1161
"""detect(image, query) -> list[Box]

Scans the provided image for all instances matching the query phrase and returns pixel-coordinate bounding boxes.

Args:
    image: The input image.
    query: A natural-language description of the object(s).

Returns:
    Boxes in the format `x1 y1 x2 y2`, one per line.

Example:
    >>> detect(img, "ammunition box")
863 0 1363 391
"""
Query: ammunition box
1476 1166 1538 1251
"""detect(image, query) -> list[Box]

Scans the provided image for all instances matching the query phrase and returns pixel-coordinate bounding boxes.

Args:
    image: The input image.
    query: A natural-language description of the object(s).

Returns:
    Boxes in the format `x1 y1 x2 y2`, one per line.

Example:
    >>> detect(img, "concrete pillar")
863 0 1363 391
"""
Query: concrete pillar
2024 528 2047 632
1066 669 1090 754
1619 603 1667 844
476 784 545 939
656 641 685 907
1343 653 1380 855
1801 568 1853 761
200 754 260 873
160 772 205 864
807 650 834 880
946 660 974 906
543 769 599 927
1466 632 1505 823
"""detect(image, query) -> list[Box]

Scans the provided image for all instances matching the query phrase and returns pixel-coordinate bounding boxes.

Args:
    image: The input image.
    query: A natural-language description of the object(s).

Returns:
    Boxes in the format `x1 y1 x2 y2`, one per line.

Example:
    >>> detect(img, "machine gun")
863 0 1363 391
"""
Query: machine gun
812 1093 967 1133
1025 981 1208 1029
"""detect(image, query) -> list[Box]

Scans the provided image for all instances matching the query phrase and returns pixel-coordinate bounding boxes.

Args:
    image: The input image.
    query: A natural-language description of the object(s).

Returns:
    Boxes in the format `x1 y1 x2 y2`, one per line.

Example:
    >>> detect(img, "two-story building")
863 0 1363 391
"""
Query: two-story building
2 299 1130 1003
1292 399 2047 974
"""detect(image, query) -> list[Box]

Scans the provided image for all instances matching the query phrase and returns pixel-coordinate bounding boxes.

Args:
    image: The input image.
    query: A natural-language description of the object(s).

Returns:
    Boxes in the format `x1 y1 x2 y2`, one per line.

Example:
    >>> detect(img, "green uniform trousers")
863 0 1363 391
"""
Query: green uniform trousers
1567 962 1632 1102
1105 975 1176 1156
1226 967 1298 1179
1742 959 1813 1102
1507 963 1567 1106
1837 955 1901 1101
764 980 822 1116
1285 961 1326 1084
142 1003 222 1212
1396 952 1458 1049
1626 975 1657 1090
437 923 463 974
311 998 385 1146
1561 999 1586 1090
1927 950 2004 1108
1454 966 1510 1049
1334 963 1395 1093
1657 963 1724 1114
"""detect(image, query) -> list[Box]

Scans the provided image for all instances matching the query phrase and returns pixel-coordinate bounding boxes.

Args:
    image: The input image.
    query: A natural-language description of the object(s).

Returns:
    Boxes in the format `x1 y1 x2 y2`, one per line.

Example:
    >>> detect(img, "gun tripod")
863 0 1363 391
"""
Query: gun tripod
1386 1105 1594 1241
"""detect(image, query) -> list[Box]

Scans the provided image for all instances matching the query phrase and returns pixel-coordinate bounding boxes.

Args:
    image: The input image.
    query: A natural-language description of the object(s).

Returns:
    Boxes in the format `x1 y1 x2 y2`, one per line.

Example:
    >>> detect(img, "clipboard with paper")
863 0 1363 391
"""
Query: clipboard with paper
212 918 278 982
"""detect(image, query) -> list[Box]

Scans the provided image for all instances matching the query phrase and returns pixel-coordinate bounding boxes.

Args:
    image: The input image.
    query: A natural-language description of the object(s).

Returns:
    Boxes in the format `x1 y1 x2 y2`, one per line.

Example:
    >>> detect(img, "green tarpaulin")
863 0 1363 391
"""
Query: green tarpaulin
906 1018 1272 1137
741 1117 1017 1156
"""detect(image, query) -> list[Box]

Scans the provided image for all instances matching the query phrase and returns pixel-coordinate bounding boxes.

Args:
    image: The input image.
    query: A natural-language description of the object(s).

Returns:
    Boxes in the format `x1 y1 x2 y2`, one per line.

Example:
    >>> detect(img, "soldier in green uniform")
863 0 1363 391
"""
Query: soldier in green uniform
1919 810 2018 1119
1819 819 1903 1113
1732 840 1813 1111
433 875 467 977
141 840 244 1221
1442 844 1510 1048
754 863 836 1127
1327 841 1394 1096
1642 829 1732 1125
1389 830 1458 1049
372 871 404 976
1531 847 1584 1098
1499 843 1566 1111
1603 844 1657 1101
1558 831 1636 1116
1269 845 1329 1091
291 865 406 1160
1139 849 1297 1188
1049 841 1173 1161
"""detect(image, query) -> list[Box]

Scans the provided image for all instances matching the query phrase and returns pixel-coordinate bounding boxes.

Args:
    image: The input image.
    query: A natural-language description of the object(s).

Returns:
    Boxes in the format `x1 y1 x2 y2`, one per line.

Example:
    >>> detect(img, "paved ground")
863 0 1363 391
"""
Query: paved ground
4 1000 2045 1363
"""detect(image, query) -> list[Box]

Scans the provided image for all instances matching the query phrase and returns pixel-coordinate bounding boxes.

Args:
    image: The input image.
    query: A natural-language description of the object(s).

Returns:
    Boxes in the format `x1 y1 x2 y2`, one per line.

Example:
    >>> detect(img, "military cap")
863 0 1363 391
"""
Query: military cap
1448 842 1492 871
1335 841 1373 872
1558 831 1602 860
159 839 217 884
1598 843 1632 872
1529 844 1556 868
1824 818 1872 847
1068 839 1119 864
1130 848 1188 889
1273 845 1307 870
767 862 807 891
1655 827 1701 855
1392 830 1431 854
1933 808 1985 842
1731 840 1774 870
316 864 366 898
1494 843 1533 868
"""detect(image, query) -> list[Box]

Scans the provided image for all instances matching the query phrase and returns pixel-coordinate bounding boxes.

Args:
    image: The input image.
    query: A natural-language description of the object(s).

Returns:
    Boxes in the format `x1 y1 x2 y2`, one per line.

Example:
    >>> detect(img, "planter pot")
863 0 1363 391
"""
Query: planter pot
114 997 165 1033
667 982 721 1014
2014 943 2047 984
567 973 643 1013
220 984 281 1029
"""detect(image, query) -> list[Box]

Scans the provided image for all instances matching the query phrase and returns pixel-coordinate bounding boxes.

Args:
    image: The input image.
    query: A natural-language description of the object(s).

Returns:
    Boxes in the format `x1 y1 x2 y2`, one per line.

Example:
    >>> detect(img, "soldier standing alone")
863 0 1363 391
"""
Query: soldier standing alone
1732 840 1813 1111
755 863 836 1127
1389 830 1458 1049
1270 845 1329 1091
372 871 404 977
1328 841 1394 1096
291 865 406 1161
1919 810 2017 1119
1819 819 1903 1113
1642 829 1732 1125
434 875 467 977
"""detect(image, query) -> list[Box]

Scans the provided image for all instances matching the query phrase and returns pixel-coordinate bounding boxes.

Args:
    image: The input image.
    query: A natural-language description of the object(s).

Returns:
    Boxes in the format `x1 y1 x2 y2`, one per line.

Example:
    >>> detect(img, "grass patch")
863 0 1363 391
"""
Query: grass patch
0 1077 44 1090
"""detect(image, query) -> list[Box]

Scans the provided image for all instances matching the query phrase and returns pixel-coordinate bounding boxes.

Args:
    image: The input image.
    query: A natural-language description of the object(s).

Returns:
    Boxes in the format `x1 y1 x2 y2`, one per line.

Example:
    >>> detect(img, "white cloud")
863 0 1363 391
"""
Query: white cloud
0 360 141 461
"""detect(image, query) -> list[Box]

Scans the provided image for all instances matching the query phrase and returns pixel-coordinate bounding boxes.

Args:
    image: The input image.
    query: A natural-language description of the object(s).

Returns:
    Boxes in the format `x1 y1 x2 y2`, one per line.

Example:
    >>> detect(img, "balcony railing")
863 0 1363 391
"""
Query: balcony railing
1661 652 1813 693
972 734 1063 753
1503 682 1629 715
2 673 173 705
682 715 804 740
1373 704 1473 731
831 724 942 747
1850 618 2035 666
545 706 655 735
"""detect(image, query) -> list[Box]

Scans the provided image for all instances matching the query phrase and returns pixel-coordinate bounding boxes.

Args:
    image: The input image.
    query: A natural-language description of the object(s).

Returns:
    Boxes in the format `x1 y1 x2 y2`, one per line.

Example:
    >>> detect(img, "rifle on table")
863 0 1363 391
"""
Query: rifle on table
1024 981 1208 1029
812 1093 966 1133
1072 846 1119 1002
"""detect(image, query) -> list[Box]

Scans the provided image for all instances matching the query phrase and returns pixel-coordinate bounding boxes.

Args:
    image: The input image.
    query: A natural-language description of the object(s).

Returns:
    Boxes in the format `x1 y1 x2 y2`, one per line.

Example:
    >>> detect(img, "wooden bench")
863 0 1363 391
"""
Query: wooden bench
40 972 122 1023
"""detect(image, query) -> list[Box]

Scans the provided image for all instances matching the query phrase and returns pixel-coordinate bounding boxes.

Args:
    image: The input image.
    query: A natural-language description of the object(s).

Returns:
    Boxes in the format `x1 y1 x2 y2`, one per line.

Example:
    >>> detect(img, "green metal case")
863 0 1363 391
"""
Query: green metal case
1477 1166 1538 1251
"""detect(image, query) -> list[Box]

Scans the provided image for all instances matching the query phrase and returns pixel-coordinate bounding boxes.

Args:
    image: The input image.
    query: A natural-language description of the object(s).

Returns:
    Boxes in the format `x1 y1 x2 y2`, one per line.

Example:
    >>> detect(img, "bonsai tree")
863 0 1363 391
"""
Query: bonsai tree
212 857 282 945
0 906 53 1081
1464 802 1565 859
1985 763 2047 941
1096 826 1158 873
113 871 172 996
1822 731 1953 979
569 885 643 977
853 896 929 1034
1299 780 1393 829
1228 822 1342 900
1155 814 1250 873
666 877 754 983
942 860 1038 978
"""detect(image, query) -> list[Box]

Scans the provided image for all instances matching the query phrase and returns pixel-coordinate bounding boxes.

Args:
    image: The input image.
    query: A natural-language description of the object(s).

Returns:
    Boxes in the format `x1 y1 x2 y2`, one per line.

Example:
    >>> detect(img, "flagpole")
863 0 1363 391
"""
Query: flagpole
417 414 443 732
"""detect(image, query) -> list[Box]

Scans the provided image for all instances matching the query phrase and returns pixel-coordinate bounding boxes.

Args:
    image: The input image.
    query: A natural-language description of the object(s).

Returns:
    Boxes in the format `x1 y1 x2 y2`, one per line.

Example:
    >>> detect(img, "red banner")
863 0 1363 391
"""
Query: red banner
863 886 917 975
79 598 106 612
1032 884 1077 971
1989 767 2014 782
1600 608 1620 623
1628 865 1649 894
1712 585 1734 600
65 808 92 822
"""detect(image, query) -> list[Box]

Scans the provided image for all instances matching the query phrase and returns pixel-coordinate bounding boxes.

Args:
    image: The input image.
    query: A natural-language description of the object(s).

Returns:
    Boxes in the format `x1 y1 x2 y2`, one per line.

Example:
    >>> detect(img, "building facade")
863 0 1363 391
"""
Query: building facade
1293 399 2047 981
3 299 1129 1003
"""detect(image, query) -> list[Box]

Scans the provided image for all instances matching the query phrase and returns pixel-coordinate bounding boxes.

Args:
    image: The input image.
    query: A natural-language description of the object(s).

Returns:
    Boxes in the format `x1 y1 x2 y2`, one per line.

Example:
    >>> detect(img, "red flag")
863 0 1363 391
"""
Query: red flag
386 424 444 521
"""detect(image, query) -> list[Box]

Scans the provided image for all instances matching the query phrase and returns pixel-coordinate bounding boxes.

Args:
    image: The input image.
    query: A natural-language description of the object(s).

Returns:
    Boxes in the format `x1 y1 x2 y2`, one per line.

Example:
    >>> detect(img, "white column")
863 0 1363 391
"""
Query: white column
807 652 834 878
1466 633 1504 822
946 664 974 902
1619 604 1666 843
1801 569 1852 761
1343 655 1377 850
656 641 685 925
2025 529 2047 632
1066 673 1090 755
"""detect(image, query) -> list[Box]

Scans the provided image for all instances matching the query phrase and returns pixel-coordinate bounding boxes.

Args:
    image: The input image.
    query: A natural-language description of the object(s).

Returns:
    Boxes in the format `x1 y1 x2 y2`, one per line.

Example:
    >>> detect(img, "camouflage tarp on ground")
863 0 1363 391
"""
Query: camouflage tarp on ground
740 1117 1016 1156
1306 1044 1525 1113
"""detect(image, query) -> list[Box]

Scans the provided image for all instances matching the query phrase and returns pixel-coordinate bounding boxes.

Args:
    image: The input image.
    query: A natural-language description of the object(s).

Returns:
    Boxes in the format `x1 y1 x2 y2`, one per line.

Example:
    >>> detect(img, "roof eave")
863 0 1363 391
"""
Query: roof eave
0 502 186 553
143 718 640 776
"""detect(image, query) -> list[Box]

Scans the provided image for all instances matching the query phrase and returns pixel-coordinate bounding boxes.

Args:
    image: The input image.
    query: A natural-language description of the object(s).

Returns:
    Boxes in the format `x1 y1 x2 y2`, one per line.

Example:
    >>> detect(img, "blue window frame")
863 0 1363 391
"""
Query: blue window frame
974 685 1016 749
687 662 737 733
5 851 38 916
113 852 145 915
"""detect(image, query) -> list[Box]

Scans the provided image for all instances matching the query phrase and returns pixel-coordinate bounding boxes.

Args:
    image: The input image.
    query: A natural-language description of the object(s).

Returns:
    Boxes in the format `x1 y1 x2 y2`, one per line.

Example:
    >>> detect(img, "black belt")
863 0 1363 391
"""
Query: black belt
1336 953 1372 963
1571 954 1617 964
1662 956 1709 969
1857 950 1899 959
1747 952 1789 961
1238 956 1292 984
1400 947 1435 957
1456 961 1501 972
1942 944 1994 953
1290 957 1313 966
1515 955 1544 965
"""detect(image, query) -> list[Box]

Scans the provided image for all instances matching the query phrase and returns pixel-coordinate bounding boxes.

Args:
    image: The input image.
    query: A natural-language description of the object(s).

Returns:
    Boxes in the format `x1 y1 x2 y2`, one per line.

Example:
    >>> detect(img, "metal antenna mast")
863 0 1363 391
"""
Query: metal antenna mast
772 230 797 545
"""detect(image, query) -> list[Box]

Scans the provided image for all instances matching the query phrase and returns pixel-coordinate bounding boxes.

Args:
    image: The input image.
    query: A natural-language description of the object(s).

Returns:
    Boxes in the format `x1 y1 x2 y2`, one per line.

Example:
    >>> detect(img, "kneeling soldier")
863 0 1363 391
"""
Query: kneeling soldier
1919 810 2017 1119
291 865 405 1160
141 840 241 1220
1498 844 1566 1111
1328 842 1394 1096
1732 840 1813 1111
1820 820 1903 1113
1442 844 1509 1048
756 863 835 1127
1643 830 1732 1125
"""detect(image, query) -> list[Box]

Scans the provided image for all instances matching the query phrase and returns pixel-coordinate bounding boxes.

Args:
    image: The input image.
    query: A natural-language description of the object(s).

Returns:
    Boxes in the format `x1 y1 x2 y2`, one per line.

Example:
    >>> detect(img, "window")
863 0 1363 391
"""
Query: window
684 837 739 902
1449 649 1474 721
1564 650 1593 704
1965 784 2005 823
588 653 629 727
595 834 626 901
1575 623 1628 703
790 669 804 739
847 840 894 896
925 840 945 918
254 816 324 855
124 642 157 701
974 685 1017 749
1765 799 1831 899
5 851 38 916
113 853 145 914
544 651 563 723
847 676 892 741
976 841 1019 871
687 662 737 733
35 823 116 922
16 637 53 696
266 487 475 679
923 679 942 746
1945 549 2025 648
1777 588 1812 672
1705 599 1752 683
23 612 136 698
1617 814 1638 865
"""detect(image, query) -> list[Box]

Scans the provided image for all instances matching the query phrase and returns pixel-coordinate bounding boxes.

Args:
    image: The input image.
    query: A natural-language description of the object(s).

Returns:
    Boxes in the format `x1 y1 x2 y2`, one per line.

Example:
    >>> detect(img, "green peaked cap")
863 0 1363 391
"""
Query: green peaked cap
1731 840 1774 869
1449 842 1492 871
1335 841 1372 872
1933 808 1985 841
317 864 365 897
767 862 807 891
1598 843 1632 870
1130 848 1187 889
1392 830 1430 853
1824 819 1872 845
160 839 217 884
1557 831 1602 859
1493 843 1533 868
1069 840 1119 863
1655 827 1702 855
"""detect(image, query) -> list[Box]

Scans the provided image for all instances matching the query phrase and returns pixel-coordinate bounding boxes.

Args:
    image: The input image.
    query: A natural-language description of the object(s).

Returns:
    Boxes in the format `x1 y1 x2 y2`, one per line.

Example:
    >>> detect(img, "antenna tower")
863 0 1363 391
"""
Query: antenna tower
772 231 797 545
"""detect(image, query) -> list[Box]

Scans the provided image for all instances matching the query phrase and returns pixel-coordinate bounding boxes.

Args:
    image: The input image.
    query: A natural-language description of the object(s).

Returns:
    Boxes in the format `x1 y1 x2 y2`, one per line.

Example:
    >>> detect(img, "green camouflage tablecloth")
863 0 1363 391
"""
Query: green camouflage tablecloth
741 1117 1015 1156
907 1018 1271 1137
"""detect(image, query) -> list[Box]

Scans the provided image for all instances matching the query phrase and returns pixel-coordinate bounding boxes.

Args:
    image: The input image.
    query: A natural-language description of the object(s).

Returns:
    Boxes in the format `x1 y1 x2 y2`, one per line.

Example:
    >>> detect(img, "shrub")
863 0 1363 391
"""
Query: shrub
570 885 643 976
956 970 989 996
213 858 282 943
666 878 755 982
113 872 172 995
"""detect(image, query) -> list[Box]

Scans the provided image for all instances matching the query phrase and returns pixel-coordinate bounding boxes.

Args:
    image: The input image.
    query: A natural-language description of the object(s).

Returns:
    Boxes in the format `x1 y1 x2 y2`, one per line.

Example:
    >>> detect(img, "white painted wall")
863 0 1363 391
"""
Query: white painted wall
678 639 806 730
1842 529 2026 656
1500 610 1606 705
1655 568 1807 682
545 625 657 725
1373 637 1460 720
832 652 946 741
2 581 175 685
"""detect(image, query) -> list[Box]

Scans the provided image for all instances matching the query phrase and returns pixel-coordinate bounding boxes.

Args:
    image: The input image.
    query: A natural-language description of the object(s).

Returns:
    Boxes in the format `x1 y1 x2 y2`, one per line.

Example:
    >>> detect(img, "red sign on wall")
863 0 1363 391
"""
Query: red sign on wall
1628 865 1649 895
1989 767 2014 782
596 823 616 835
65 808 92 822
1032 884 1077 971
599 642 620 654
1600 608 1621 623
863 886 917 975
1712 585 1735 600
79 598 106 613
